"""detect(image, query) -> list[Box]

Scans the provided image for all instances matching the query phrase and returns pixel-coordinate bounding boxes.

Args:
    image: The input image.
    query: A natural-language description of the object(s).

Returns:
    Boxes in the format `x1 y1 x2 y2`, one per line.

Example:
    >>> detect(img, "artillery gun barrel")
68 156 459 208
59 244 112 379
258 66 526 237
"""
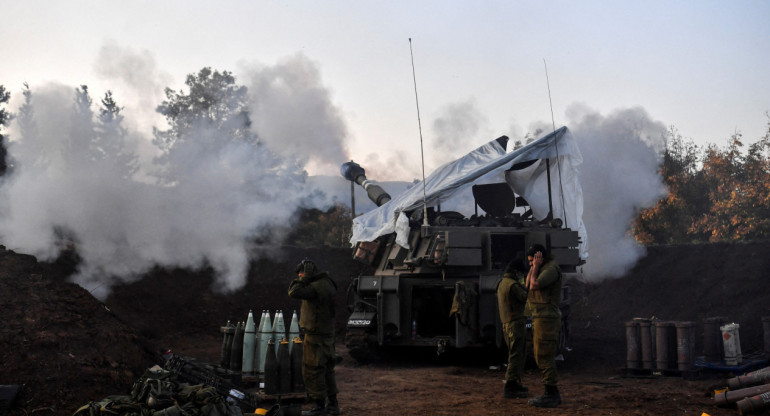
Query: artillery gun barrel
340 161 392 207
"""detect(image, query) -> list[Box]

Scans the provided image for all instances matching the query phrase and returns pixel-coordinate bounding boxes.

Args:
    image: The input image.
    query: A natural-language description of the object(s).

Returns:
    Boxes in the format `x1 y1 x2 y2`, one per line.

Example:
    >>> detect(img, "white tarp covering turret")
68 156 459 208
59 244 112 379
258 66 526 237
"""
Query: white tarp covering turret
349 127 588 261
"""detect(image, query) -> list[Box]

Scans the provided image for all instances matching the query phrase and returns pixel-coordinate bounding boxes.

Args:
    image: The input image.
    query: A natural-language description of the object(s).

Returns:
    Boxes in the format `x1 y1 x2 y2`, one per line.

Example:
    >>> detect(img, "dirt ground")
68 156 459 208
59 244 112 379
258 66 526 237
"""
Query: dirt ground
2 242 770 416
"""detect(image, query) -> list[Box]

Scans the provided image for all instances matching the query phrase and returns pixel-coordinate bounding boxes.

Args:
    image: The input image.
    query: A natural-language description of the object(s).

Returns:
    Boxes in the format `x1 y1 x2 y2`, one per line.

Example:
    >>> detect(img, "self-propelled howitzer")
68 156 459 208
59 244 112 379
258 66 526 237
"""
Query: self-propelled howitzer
340 131 584 361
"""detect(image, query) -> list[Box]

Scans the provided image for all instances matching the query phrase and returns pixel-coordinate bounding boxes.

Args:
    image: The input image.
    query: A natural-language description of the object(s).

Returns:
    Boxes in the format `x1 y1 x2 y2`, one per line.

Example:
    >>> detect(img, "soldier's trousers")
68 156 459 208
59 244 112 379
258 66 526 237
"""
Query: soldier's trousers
502 318 526 382
532 316 560 386
302 334 339 400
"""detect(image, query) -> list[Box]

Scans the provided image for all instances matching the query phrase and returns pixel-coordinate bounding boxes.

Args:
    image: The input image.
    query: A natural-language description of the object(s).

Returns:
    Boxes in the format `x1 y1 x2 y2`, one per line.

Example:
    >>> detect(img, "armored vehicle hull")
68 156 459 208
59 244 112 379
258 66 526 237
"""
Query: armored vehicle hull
341 128 585 360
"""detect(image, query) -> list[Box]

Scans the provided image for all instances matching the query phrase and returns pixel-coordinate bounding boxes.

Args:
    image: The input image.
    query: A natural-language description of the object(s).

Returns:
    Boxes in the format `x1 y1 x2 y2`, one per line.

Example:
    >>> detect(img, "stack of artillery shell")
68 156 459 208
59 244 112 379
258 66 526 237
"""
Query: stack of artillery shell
715 368 770 414
263 336 304 395
219 309 305 391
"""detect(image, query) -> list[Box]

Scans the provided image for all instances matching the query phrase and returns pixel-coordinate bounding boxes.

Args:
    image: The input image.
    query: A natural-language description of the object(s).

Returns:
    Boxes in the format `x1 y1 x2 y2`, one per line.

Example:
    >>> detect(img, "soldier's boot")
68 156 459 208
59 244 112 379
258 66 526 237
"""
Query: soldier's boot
301 399 326 416
503 380 529 398
528 385 562 408
326 395 340 415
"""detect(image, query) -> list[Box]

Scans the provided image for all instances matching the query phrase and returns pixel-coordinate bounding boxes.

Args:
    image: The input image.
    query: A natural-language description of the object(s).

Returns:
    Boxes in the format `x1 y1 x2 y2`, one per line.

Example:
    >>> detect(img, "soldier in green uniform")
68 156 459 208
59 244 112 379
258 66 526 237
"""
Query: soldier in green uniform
525 244 563 408
288 259 340 416
496 254 529 398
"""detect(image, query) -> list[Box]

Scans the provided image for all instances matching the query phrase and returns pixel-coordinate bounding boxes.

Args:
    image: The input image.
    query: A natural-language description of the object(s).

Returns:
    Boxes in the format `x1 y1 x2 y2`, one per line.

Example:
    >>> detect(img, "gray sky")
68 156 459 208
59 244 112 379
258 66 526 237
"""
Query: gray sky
2 0 769 179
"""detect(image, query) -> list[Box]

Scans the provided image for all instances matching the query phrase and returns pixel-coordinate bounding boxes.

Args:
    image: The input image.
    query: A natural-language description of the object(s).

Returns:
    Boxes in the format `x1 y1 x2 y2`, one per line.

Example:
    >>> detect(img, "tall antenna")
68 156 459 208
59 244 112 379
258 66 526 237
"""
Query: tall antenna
543 59 567 227
544 59 557 133
409 38 429 227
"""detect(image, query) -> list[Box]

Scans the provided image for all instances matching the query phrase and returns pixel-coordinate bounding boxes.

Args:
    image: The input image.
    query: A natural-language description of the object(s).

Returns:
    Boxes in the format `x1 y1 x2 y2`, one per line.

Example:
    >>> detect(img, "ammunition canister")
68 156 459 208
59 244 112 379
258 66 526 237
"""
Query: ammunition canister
721 323 743 365
654 321 677 370
703 316 729 362
675 321 695 371
625 321 641 369
635 318 653 369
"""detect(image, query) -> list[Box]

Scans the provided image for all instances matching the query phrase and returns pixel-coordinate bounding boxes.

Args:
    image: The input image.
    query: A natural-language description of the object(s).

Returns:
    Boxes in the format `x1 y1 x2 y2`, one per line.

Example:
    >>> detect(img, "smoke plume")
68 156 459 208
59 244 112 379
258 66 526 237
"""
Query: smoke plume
94 40 172 136
241 54 350 176
566 104 667 281
0 39 669 296
418 100 668 281
431 100 490 167
0 51 349 299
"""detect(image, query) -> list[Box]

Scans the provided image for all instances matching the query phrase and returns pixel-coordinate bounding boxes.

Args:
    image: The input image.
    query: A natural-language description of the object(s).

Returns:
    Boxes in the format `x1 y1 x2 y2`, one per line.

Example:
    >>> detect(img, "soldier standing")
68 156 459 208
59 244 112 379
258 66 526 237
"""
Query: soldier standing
288 259 340 416
497 254 529 398
525 244 563 408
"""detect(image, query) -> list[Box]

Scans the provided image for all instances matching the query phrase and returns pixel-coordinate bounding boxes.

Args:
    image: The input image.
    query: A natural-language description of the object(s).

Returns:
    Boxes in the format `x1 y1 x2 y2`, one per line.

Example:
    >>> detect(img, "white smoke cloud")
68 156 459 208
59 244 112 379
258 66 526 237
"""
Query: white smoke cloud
399 101 668 281
92 42 173 176
431 100 490 167
0 51 348 299
567 104 667 280
241 54 350 176
360 149 419 184
93 40 172 134
0 40 670 295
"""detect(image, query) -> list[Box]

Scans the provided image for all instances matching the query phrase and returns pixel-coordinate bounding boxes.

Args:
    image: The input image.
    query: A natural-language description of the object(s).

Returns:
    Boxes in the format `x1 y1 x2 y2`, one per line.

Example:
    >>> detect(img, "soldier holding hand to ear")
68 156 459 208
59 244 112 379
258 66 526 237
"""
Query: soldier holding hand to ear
525 244 563 408
289 259 340 416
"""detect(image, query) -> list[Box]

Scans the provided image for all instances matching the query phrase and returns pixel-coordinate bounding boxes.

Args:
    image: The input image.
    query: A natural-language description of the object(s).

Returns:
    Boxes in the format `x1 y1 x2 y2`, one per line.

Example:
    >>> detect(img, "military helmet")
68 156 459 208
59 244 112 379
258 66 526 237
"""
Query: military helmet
295 258 316 275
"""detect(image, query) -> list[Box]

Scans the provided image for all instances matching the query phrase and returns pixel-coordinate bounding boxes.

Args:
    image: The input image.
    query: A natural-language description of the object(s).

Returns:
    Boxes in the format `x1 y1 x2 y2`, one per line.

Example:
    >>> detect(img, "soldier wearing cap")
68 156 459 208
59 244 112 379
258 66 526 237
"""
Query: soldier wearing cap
288 259 340 416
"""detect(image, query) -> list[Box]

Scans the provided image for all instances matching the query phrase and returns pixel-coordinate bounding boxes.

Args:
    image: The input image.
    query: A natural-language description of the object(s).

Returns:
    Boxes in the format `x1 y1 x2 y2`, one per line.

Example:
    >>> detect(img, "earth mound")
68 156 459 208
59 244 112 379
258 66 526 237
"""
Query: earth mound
0 247 156 413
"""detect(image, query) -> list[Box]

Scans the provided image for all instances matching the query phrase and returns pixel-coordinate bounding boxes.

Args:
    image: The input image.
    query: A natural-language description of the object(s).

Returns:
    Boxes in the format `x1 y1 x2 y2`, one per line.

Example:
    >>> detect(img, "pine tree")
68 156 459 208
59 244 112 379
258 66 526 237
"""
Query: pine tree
14 83 48 170
0 85 11 176
97 90 138 179
153 67 255 152
65 85 99 168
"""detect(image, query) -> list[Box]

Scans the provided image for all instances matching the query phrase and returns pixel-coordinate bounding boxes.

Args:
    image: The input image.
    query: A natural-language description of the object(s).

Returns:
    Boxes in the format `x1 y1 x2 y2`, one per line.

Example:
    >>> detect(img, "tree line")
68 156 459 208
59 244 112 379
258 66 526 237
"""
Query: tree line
1 73 768 247
0 69 350 248
634 123 770 244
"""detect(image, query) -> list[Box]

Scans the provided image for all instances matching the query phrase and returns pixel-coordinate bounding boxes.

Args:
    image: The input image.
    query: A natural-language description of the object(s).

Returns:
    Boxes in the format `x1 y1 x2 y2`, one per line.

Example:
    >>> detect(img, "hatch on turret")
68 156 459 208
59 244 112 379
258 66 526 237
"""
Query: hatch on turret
472 183 516 217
